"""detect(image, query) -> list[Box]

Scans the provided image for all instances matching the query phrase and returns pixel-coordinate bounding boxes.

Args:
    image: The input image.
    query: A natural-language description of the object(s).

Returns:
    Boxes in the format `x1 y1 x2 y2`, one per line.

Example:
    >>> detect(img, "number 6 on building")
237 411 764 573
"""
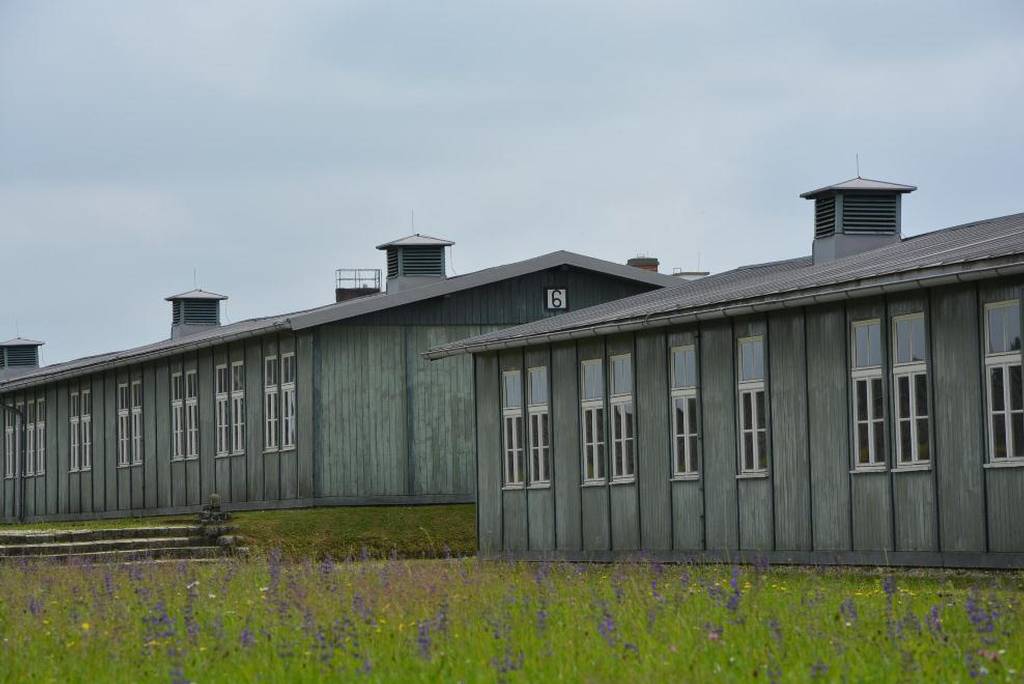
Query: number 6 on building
546 288 567 310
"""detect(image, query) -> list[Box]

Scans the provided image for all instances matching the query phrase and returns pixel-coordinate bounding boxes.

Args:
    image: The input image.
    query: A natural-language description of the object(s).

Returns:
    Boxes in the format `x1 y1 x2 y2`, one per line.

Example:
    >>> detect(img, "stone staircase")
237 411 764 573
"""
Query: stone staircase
0 524 246 564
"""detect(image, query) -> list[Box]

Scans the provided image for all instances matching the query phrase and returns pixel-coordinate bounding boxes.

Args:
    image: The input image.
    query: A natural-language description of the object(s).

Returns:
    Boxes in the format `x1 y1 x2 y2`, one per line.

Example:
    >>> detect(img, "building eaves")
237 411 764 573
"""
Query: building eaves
425 212 1024 359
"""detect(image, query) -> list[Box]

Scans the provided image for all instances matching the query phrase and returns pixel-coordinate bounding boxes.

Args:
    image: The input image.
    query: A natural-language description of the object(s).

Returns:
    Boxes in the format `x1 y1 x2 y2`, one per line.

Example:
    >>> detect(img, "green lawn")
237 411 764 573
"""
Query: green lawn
0 557 1021 681
0 504 477 559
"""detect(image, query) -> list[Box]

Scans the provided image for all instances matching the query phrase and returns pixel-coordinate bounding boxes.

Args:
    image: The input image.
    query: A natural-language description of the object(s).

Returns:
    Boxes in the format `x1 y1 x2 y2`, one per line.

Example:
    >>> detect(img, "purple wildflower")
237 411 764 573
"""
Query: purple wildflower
839 598 858 624
27 596 43 617
144 600 175 640
882 576 896 600
726 566 741 612
416 621 432 659
810 661 829 678
319 555 335 578
491 650 525 674
927 605 943 637
965 589 997 634
598 610 617 646
536 608 548 632
767 617 783 644
240 624 256 648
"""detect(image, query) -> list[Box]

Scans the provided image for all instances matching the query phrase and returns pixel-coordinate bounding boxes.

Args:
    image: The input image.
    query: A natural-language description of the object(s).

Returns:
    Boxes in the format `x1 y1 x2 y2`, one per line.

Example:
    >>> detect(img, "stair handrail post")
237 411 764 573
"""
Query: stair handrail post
0 403 27 523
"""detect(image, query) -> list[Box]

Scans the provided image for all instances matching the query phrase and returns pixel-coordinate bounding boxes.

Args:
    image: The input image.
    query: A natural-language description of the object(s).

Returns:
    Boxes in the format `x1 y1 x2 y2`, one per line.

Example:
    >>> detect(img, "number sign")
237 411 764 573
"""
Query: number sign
546 288 567 311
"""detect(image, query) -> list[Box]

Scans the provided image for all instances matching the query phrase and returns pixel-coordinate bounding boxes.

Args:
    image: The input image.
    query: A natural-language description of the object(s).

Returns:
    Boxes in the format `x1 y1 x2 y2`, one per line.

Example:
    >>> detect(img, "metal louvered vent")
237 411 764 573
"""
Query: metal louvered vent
814 197 836 238
172 301 183 325
182 300 220 326
400 246 445 277
5 346 39 368
386 248 399 278
842 193 899 235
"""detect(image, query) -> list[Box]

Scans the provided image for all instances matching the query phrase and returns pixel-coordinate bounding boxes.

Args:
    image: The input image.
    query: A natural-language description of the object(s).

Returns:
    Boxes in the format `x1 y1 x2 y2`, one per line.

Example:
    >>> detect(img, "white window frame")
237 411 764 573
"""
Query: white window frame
70 391 81 472
230 361 246 455
737 336 768 475
24 400 35 476
264 355 280 451
215 364 230 456
130 380 143 465
984 300 1024 463
609 354 635 482
580 358 606 484
281 353 296 450
3 409 13 478
81 389 92 471
527 366 551 487
184 371 198 459
892 314 929 468
670 345 699 479
35 398 45 476
851 320 886 470
117 383 131 467
171 372 184 461
501 370 525 487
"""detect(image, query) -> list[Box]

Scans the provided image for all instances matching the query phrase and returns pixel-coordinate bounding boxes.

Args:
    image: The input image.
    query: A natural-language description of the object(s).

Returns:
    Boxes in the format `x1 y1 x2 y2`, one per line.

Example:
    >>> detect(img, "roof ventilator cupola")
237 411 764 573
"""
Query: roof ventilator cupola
0 337 44 380
801 177 916 264
165 289 228 339
376 234 454 294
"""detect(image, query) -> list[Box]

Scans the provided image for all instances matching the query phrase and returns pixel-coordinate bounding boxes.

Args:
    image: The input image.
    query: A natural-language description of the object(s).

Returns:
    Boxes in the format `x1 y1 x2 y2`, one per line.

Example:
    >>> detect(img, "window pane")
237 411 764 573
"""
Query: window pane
673 348 696 389
899 420 912 462
611 356 632 395
528 368 548 406
743 434 754 471
895 319 911 364
871 378 884 420
910 317 927 362
991 367 1005 411
739 339 764 381
687 397 698 435
1011 366 1023 412
855 322 881 367
988 306 1005 354
612 404 623 440
1014 414 1024 458
585 445 594 480
675 437 686 472
755 390 765 429
624 402 634 439
742 392 752 429
503 372 522 408
916 418 930 461
582 362 603 401
625 439 635 476
993 414 1007 458
585 410 594 443
914 374 928 417
596 443 605 478
855 325 869 367
897 376 910 419
1009 305 1022 352
674 399 685 436
872 421 885 463
541 413 549 446
688 436 698 471
756 432 767 470
856 380 867 420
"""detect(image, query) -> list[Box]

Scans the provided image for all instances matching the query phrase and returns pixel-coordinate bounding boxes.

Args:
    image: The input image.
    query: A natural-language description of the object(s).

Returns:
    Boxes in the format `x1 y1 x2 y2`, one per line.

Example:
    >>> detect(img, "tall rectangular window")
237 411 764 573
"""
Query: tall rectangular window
33 398 45 475
527 366 550 486
185 371 198 458
264 356 279 451
609 354 635 481
171 372 184 460
851 320 885 469
671 345 699 478
131 380 143 465
580 359 606 483
3 410 12 478
81 389 92 470
215 365 230 456
231 361 245 454
738 336 767 473
985 300 1023 462
281 354 296 450
117 383 131 467
892 314 929 466
25 401 35 476
70 391 81 471
501 370 525 486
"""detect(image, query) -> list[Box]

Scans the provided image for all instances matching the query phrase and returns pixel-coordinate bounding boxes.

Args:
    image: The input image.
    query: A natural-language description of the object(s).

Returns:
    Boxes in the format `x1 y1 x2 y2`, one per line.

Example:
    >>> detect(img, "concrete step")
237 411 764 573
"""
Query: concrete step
0 525 205 545
0 535 215 557
13 545 229 564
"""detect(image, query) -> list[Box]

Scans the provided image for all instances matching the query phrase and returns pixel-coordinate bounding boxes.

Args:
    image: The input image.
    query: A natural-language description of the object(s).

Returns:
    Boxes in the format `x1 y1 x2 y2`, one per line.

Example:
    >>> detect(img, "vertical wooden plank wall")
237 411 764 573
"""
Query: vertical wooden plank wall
805 304 852 551
551 341 582 551
636 329 671 551
578 337 611 551
668 328 703 551
735 318 773 552
475 353 502 554
525 345 555 551
701 321 738 550
499 348 528 552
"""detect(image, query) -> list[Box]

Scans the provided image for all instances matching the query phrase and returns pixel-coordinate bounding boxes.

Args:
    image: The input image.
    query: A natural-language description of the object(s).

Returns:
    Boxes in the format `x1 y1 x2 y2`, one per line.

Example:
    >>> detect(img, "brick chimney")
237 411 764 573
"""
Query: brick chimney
627 256 659 273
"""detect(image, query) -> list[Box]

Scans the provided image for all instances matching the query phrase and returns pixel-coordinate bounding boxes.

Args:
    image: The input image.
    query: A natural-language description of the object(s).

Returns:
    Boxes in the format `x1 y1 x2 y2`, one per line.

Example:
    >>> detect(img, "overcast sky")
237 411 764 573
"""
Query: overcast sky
2 1 1023 364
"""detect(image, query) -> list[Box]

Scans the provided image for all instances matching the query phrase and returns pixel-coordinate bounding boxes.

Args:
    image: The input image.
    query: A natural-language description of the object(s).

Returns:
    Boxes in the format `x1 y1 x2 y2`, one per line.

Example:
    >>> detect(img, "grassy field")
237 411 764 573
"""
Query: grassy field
0 555 1021 682
0 504 477 559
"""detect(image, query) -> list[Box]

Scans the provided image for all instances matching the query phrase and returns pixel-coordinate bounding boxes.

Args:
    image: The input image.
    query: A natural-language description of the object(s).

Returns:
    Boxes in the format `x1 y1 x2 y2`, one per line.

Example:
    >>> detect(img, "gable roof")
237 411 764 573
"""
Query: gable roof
0 250 680 392
800 177 917 198
425 212 1024 359
165 289 229 301
0 338 45 347
376 233 455 249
